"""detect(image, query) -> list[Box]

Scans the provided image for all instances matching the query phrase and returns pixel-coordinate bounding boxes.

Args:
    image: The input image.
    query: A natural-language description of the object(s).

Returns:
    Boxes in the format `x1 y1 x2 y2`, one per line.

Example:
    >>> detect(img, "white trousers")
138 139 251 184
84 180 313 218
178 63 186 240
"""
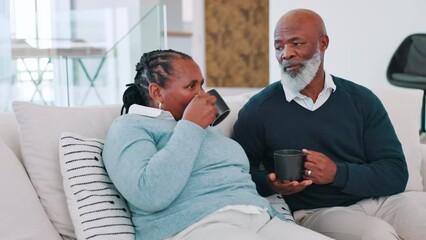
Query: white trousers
294 191 426 240
169 209 333 240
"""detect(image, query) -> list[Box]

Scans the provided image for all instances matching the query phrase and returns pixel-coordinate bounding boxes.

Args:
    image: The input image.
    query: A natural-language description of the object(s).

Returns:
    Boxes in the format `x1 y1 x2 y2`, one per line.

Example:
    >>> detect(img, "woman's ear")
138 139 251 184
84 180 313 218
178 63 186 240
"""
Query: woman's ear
149 83 163 103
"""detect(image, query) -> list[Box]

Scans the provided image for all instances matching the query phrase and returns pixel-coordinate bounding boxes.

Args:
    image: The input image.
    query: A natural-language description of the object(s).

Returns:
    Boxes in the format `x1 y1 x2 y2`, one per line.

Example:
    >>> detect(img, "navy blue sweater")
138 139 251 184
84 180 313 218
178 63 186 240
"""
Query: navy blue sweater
233 76 408 211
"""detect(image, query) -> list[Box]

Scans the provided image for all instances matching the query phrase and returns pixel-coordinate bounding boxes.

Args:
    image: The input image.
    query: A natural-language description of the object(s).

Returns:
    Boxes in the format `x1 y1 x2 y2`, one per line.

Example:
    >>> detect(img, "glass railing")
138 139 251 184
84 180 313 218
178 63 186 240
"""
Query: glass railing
0 0 14 111
1 4 167 111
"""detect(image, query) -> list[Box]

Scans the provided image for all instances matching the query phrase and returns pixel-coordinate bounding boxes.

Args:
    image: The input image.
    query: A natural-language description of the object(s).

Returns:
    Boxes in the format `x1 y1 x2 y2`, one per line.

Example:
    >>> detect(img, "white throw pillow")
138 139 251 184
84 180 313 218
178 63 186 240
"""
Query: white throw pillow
12 101 121 238
0 138 62 240
59 132 135 240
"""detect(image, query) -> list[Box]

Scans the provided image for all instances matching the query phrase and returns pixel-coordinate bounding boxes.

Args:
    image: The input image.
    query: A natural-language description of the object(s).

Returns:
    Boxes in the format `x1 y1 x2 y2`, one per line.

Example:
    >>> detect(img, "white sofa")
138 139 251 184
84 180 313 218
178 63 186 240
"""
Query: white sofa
0 87 425 239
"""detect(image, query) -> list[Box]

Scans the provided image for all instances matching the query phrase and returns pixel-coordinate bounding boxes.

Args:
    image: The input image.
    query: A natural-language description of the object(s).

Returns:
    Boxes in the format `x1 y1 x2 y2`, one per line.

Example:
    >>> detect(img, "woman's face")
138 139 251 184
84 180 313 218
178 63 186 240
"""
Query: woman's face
160 58 205 120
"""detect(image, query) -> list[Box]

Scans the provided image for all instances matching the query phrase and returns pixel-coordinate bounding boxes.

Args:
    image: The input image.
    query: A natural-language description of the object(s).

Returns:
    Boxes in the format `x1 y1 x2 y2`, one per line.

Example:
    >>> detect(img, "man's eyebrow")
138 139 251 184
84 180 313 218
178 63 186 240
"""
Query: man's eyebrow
274 36 300 43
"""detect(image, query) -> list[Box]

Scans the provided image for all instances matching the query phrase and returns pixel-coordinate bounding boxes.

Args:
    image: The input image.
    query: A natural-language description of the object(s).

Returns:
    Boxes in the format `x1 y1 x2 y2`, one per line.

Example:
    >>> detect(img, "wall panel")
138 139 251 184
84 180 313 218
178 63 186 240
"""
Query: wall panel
205 0 269 87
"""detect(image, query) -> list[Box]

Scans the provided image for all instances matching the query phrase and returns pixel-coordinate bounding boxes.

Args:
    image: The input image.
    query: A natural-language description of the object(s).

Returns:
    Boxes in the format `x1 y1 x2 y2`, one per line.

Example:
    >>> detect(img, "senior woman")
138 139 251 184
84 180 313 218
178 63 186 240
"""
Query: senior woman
102 49 332 240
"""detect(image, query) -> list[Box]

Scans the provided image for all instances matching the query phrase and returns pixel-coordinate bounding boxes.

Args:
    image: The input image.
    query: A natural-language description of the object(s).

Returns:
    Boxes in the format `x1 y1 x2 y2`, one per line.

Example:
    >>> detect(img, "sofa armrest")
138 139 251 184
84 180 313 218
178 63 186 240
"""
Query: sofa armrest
419 143 426 192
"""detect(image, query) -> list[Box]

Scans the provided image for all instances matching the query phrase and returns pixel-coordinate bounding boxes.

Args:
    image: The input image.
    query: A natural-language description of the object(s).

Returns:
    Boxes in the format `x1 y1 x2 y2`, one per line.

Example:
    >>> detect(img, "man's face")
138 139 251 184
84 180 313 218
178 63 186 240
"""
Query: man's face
279 47 321 92
274 12 327 92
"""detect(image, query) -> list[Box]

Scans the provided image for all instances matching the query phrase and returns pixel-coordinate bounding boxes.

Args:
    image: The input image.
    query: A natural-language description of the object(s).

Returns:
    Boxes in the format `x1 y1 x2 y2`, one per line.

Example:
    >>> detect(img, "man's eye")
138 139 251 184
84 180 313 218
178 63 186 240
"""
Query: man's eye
275 46 283 51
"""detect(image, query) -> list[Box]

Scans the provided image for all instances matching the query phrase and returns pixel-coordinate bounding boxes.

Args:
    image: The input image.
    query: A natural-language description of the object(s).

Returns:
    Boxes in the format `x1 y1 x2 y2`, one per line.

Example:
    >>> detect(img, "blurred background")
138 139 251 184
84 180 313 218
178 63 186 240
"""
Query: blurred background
1 0 426 111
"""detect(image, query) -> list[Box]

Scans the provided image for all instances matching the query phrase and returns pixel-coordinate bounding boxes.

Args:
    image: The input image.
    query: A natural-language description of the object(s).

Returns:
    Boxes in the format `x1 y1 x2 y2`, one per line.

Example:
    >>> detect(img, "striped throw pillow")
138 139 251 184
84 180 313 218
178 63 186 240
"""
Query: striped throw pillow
59 132 135 240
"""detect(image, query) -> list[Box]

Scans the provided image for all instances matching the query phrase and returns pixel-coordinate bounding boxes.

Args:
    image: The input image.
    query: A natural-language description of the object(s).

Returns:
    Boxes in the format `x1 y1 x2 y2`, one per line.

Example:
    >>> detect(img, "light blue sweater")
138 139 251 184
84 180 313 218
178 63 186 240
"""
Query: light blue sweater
102 110 281 240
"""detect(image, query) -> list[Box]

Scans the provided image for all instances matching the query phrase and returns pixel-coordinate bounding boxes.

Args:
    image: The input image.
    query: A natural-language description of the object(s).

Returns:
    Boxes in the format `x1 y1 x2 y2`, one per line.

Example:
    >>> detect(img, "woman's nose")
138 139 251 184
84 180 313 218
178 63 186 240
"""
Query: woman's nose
199 87 206 94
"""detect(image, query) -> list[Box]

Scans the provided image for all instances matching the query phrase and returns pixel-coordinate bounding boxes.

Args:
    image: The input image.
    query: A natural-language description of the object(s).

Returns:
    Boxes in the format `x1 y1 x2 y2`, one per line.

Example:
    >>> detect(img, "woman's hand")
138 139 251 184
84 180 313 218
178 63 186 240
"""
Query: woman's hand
182 93 217 128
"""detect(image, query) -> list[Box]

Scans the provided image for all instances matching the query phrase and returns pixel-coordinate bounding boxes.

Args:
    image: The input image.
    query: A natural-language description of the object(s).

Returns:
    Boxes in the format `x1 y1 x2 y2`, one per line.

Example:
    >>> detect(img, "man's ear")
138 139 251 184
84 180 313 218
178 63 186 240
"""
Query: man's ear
320 35 329 51
148 83 163 103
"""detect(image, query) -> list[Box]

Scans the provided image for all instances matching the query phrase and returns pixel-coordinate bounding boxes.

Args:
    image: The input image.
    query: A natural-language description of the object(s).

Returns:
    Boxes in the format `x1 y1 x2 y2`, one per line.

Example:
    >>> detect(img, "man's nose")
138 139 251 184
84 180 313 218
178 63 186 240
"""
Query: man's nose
281 46 295 61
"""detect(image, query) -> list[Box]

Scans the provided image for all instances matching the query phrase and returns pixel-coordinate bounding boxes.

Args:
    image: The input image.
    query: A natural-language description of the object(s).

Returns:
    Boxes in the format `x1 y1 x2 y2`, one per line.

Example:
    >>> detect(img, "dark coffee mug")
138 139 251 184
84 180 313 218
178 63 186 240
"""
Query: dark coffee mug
207 89 231 126
274 149 305 181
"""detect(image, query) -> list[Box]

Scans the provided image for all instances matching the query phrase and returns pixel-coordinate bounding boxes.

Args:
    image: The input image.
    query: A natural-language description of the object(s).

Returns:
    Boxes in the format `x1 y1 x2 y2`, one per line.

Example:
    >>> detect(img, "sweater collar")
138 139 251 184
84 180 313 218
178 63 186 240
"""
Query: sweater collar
128 104 175 120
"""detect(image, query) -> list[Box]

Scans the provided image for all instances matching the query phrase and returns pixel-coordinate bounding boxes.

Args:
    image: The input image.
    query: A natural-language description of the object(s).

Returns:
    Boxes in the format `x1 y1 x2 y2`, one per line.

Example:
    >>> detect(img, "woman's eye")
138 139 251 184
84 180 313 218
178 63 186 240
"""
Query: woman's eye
187 83 196 89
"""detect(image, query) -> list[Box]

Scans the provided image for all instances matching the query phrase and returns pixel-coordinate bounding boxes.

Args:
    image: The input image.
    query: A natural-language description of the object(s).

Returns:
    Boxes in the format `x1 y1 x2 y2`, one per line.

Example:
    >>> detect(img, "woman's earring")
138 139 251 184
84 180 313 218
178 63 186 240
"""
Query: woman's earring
158 101 163 109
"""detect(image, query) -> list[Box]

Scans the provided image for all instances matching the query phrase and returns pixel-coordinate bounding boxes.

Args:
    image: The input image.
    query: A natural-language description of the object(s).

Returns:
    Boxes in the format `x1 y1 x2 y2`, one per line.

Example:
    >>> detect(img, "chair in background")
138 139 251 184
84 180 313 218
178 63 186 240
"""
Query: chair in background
387 33 426 133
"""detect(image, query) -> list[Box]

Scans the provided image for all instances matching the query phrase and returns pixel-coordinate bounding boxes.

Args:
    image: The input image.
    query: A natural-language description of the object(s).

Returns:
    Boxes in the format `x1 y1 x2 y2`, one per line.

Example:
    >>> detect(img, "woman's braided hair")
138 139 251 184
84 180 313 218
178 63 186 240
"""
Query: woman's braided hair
121 49 192 114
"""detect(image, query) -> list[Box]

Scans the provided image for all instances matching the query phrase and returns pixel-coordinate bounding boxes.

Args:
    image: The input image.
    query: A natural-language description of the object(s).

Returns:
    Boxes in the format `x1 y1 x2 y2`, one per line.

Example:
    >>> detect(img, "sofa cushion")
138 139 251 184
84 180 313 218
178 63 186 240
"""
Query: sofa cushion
372 88 423 191
59 132 135 240
12 101 121 239
0 138 62 240
218 91 258 137
417 144 426 191
0 112 22 161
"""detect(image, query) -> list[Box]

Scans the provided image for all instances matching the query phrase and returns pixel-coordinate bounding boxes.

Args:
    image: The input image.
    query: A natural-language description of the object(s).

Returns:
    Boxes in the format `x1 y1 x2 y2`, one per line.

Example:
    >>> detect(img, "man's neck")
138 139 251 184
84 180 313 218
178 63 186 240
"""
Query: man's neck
300 71 325 102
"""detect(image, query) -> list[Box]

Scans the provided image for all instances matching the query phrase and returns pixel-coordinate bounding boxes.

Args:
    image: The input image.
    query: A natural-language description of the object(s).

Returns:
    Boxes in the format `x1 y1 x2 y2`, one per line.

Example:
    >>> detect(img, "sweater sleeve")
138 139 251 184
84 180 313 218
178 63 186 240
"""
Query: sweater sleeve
104 119 206 212
233 99 276 197
332 90 408 197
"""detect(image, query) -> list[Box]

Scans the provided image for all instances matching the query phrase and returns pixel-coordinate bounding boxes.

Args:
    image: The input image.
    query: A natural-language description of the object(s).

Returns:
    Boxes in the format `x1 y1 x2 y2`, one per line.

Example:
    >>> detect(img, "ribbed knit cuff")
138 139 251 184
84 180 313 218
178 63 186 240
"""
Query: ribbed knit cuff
332 162 349 188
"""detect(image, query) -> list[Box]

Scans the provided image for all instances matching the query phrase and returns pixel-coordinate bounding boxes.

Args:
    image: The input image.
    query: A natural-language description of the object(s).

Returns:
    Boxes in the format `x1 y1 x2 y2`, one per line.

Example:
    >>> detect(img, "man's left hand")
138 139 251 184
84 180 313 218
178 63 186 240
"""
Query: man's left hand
302 149 336 185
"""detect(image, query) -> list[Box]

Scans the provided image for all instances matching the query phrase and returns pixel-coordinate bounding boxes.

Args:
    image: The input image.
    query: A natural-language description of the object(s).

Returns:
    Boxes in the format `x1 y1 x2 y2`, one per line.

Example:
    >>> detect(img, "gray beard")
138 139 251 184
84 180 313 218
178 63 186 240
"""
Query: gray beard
280 49 321 92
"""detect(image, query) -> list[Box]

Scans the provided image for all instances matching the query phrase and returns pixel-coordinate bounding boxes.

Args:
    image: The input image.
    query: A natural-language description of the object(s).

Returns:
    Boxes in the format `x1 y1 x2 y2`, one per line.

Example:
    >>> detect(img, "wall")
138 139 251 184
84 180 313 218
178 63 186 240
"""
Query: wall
269 0 426 89
71 0 148 26
161 0 193 63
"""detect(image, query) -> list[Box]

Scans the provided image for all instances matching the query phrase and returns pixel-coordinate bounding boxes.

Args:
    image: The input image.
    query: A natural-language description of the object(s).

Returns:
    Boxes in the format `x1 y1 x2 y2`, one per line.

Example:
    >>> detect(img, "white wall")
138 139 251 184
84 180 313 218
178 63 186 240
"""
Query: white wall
162 0 206 79
269 0 426 89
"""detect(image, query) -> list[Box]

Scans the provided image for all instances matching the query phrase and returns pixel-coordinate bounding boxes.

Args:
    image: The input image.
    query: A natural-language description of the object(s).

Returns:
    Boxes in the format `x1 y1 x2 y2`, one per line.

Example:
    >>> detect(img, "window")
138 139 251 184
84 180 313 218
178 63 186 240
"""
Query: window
10 0 55 104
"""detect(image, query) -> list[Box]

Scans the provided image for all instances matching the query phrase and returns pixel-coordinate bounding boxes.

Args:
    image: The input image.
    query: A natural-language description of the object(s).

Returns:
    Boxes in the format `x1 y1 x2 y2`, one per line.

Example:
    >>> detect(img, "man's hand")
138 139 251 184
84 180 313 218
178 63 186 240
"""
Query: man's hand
268 173 312 195
302 149 337 185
